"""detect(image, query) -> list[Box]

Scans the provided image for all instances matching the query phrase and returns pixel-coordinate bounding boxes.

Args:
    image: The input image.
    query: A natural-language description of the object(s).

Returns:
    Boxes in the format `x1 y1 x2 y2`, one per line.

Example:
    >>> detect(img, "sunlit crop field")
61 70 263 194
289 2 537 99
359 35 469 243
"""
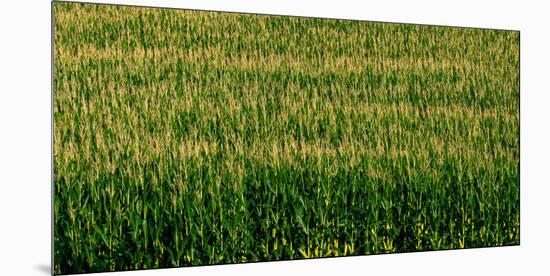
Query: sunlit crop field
53 2 519 274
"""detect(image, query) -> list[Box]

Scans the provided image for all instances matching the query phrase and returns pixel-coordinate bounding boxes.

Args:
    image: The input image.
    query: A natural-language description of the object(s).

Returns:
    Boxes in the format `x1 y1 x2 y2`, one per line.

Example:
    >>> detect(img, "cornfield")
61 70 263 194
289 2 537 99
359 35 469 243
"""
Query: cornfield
53 2 519 274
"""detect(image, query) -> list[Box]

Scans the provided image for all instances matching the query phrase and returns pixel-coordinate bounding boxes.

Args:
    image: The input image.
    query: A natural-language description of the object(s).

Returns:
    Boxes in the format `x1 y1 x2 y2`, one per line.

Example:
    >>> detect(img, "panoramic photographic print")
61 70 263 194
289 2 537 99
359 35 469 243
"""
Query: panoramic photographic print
53 1 520 274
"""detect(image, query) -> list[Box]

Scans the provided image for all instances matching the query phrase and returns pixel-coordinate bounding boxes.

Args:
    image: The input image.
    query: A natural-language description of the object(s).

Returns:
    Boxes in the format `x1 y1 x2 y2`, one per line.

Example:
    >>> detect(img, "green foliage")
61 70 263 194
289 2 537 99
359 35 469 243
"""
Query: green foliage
53 2 519 274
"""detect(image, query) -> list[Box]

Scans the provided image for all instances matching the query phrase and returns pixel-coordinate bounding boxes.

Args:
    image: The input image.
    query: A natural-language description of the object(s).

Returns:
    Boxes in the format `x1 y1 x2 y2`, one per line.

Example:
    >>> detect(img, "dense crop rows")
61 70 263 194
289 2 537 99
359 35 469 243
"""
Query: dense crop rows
53 2 519 274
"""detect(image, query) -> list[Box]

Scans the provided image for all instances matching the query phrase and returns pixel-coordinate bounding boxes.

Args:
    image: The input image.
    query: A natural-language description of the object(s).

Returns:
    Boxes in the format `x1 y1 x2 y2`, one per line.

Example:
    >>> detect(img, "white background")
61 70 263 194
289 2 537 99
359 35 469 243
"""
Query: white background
0 0 548 275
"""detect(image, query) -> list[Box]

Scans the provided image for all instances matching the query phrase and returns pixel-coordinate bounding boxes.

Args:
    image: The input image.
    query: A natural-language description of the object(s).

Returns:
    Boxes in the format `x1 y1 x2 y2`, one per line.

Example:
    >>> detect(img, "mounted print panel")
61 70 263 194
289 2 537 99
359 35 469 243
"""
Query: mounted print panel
53 1 520 274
